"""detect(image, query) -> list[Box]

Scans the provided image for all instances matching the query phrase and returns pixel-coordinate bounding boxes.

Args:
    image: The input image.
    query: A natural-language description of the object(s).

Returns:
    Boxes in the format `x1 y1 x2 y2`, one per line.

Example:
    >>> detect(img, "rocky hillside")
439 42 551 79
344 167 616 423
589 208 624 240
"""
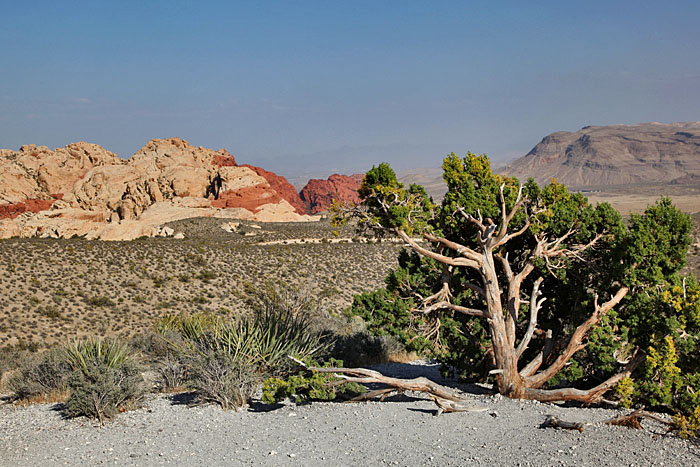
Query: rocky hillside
299 174 364 214
0 138 313 240
500 122 700 187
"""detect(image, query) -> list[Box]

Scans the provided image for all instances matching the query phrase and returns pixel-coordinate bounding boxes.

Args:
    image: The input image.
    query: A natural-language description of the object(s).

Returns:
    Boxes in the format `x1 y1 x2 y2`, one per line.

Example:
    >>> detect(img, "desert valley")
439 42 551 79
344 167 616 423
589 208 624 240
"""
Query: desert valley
1 120 700 465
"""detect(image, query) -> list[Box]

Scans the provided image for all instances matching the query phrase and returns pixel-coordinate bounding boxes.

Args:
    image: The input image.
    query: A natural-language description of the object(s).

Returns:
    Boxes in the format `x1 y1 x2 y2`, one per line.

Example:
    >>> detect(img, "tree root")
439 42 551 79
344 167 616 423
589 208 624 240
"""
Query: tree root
603 408 674 430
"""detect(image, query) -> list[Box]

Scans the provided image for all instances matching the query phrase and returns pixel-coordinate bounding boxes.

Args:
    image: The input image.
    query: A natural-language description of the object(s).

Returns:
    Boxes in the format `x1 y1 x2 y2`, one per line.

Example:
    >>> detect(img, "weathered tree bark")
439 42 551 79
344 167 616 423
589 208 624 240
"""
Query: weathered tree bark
309 365 465 402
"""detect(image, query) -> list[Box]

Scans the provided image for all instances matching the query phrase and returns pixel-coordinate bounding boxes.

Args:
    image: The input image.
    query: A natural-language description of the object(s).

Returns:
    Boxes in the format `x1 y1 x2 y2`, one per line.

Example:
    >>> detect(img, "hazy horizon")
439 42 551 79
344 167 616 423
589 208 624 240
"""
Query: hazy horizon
2 1 699 179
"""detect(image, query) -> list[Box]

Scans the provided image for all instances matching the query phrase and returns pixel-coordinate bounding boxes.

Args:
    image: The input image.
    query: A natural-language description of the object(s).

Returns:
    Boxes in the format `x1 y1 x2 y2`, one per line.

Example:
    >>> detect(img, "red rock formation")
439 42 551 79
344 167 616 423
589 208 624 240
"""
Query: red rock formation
0 138 314 239
241 165 305 214
299 173 364 214
0 199 56 220
212 153 237 168
211 185 283 212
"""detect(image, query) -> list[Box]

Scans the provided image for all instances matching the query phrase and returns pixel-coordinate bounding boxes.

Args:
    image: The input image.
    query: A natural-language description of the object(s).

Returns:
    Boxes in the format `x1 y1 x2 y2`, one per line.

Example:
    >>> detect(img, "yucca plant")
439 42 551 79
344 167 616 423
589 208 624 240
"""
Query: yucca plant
65 338 132 374
251 306 326 373
159 290 327 409
63 338 145 423
158 312 219 343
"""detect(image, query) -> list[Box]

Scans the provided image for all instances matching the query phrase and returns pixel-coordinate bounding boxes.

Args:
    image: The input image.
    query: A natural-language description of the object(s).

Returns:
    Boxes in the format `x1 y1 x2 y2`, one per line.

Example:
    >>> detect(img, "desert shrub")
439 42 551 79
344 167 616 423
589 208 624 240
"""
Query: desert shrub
85 296 115 307
7 347 71 401
153 353 188 392
1 342 43 392
128 331 188 392
63 338 145 423
196 270 217 282
186 348 260 409
0 347 19 385
331 331 409 367
159 290 326 409
262 358 364 404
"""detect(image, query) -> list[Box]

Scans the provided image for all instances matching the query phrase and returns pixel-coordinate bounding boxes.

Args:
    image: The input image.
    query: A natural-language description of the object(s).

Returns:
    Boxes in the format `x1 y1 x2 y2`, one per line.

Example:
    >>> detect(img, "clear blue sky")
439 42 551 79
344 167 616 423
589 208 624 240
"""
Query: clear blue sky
2 1 699 180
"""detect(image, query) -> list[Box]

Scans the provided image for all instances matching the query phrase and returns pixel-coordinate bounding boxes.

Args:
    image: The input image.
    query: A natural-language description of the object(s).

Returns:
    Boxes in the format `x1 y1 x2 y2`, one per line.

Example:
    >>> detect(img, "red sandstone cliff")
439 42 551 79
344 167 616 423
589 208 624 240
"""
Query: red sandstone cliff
241 165 306 215
299 173 364 214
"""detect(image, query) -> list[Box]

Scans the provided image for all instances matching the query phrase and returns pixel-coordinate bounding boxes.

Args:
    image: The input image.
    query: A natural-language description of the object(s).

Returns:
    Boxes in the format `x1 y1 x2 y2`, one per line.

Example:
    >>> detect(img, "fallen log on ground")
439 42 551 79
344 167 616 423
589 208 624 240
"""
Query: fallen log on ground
288 356 465 402
429 395 489 416
541 415 585 432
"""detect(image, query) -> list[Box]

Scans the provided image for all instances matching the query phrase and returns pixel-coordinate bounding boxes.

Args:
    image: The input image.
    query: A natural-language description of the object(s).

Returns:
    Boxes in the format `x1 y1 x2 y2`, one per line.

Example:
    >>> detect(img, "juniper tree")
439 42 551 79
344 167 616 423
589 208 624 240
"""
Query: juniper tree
338 153 692 403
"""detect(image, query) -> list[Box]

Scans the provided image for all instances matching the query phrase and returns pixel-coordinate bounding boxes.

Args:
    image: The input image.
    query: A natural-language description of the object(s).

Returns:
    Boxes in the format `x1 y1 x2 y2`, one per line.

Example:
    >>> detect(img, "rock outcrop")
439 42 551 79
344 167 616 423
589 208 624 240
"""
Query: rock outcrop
500 122 700 187
0 138 315 240
241 164 306 214
0 142 121 221
299 174 364 214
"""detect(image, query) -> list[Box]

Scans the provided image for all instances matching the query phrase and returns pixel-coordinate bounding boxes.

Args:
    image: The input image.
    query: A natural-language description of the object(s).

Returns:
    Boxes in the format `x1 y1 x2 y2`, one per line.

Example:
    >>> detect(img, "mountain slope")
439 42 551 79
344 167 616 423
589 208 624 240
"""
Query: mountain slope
500 122 700 187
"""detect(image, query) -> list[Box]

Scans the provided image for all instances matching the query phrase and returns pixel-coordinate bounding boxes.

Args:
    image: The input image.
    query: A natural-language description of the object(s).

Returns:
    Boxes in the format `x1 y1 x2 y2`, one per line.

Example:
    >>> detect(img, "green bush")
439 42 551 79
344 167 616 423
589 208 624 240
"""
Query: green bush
7 347 71 400
262 359 364 404
63 338 145 423
612 277 700 434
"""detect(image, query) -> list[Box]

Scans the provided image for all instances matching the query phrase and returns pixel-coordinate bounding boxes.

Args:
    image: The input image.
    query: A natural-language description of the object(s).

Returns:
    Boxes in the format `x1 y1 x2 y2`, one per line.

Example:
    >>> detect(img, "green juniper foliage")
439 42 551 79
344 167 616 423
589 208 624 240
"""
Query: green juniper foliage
262 358 364 404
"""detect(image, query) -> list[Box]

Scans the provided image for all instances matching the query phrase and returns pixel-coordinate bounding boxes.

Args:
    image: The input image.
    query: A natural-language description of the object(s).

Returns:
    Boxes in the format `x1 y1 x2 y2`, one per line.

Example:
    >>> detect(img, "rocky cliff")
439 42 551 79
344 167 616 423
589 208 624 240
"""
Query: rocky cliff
241 164 306 214
299 174 364 214
500 122 700 187
0 138 314 240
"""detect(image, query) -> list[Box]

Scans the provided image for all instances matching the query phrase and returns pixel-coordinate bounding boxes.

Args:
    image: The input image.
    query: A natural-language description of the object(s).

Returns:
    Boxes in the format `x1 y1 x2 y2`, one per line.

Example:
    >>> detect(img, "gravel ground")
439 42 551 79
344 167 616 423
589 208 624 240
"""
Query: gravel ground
1 362 698 466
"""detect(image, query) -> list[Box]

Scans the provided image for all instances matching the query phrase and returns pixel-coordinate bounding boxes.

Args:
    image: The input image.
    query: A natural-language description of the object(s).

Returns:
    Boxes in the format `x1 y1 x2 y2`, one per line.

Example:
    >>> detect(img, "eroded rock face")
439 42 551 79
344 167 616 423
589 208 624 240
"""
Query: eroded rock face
0 138 315 239
241 164 306 214
0 142 121 205
500 122 700 187
299 173 364 214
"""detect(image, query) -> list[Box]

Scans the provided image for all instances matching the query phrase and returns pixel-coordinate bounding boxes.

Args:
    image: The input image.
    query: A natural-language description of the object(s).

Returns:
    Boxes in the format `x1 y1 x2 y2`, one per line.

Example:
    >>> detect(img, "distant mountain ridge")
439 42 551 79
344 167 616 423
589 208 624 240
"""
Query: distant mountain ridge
499 122 700 188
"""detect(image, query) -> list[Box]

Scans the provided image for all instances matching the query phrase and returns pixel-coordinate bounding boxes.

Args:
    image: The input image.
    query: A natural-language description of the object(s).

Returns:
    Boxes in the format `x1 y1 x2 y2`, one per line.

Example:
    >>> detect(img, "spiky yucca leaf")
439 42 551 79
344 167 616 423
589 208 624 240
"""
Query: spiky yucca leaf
65 338 132 375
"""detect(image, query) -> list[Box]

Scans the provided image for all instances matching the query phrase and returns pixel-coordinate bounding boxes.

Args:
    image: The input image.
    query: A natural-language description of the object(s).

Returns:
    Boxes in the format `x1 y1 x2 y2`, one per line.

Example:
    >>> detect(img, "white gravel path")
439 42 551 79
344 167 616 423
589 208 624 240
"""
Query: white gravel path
1 362 697 466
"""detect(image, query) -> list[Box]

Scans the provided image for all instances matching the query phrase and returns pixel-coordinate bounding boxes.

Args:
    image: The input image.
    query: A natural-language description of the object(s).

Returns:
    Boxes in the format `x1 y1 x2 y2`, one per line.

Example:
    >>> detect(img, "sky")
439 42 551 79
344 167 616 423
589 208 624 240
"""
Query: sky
2 1 699 181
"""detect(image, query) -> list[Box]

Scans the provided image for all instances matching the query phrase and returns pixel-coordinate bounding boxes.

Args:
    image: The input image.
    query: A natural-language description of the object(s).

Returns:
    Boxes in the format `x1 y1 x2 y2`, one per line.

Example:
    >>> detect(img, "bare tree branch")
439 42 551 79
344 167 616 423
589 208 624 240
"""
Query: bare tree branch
521 349 644 403
516 277 546 359
525 287 629 388
423 232 482 262
289 356 466 402
396 229 481 268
